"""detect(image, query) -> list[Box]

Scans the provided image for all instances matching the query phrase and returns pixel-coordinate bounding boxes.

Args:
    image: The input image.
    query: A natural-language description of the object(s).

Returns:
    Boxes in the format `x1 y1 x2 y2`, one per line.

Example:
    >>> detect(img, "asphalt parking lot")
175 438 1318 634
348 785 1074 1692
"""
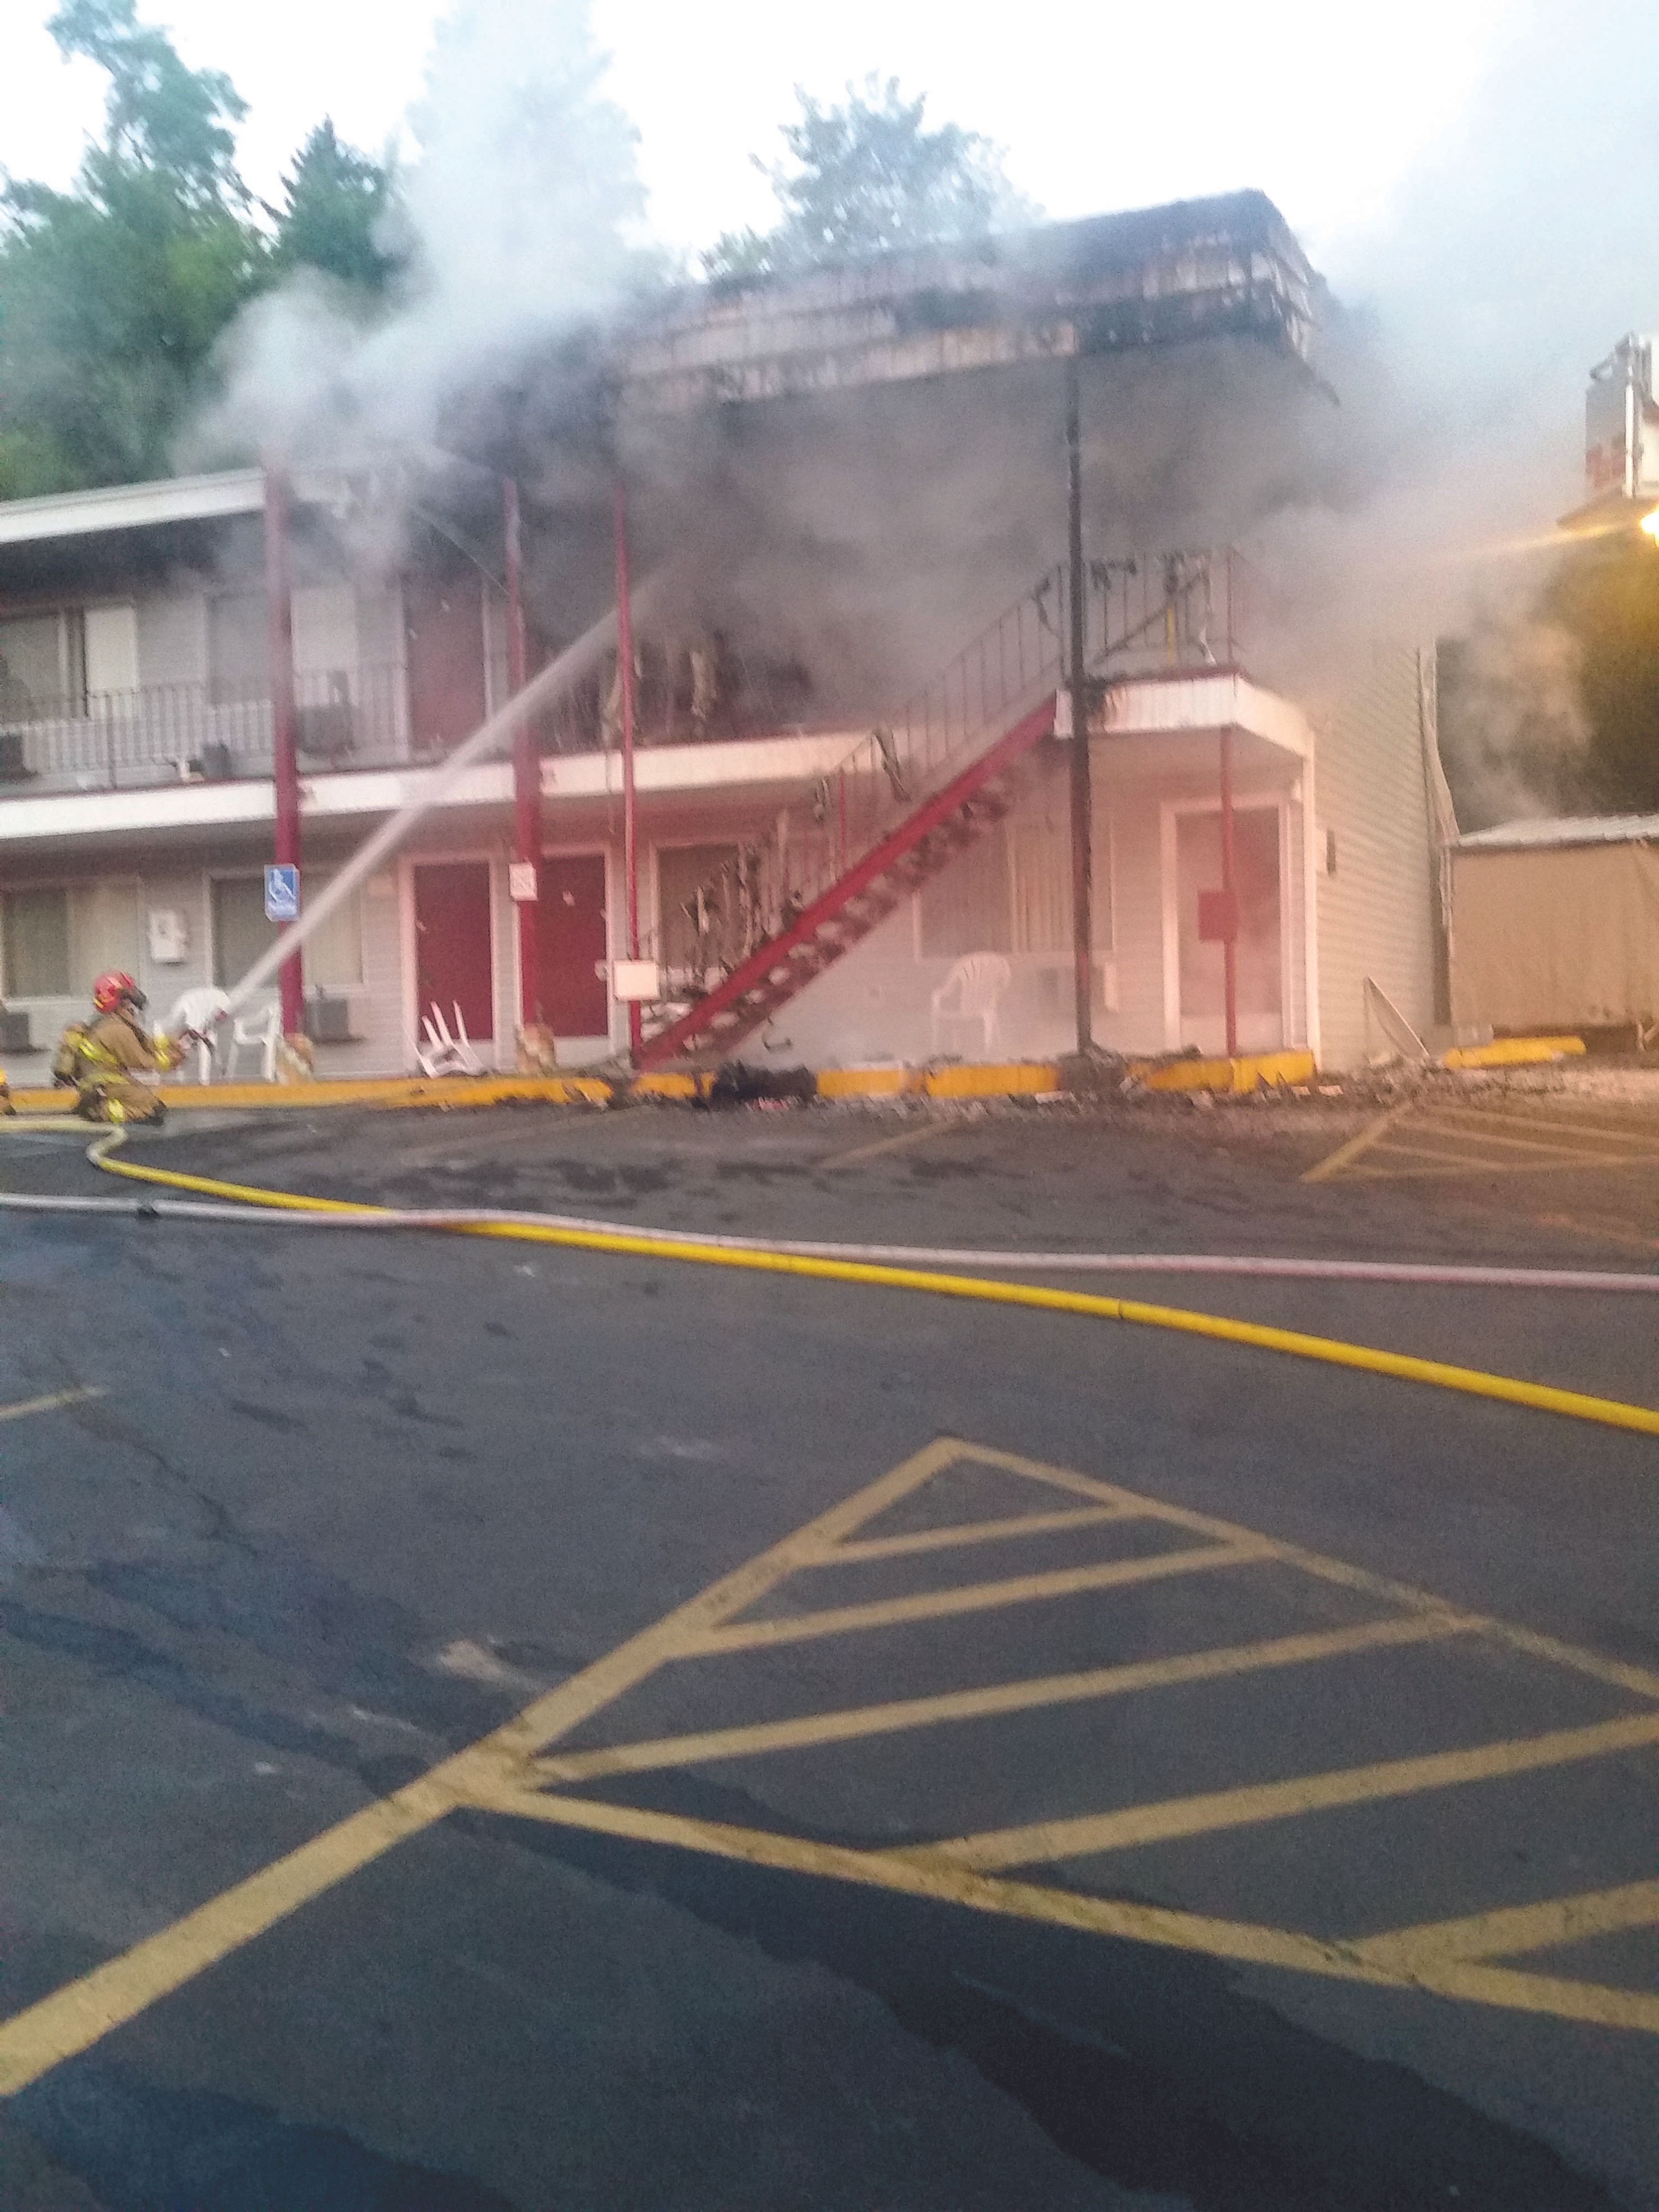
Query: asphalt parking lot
0 1088 1655 2209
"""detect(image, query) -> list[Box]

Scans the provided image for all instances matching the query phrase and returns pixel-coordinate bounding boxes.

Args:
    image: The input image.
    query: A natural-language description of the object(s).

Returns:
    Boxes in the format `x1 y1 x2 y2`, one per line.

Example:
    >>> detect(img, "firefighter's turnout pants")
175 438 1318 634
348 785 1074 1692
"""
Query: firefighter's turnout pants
63 1014 169 1125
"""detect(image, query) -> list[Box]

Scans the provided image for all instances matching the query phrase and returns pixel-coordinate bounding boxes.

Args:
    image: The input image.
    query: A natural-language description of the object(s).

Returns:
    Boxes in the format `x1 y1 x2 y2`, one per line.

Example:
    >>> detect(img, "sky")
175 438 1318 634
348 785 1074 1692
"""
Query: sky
0 0 1517 276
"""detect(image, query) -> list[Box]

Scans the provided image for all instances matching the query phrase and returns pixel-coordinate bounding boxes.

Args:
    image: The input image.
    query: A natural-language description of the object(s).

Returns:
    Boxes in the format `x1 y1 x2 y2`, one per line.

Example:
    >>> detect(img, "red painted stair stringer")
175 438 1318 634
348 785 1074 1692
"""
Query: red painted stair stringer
639 691 1058 1066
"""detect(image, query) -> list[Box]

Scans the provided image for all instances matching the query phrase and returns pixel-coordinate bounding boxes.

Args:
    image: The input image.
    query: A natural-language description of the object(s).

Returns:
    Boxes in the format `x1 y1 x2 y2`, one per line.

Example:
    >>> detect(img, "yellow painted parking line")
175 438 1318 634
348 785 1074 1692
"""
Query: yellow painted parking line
469 1781 1389 1986
0 1437 959 2097
912 1711 1659 1872
817 1121 965 1172
0 1385 104 1425
1354 1879 1659 1971
687 1539 1273 1656
468 1786 1659 2035
534 1612 1481 1787
823 1504 1134 1562
930 1443 1659 1705
1345 1150 1659 1180
1422 1101 1659 1141
1301 1106 1410 1183
1304 1100 1659 1184
6 1432 1659 2093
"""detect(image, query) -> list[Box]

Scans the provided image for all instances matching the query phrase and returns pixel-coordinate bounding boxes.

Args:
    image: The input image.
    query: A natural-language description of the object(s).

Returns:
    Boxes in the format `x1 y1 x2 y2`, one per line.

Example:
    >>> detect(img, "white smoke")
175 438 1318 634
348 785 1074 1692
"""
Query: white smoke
190 0 648 474
1249 0 1659 820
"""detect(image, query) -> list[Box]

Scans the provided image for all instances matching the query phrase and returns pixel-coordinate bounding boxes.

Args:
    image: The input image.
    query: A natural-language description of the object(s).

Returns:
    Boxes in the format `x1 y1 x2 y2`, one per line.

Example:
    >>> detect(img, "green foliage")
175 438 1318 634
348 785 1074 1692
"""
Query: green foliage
48 0 247 207
705 76 1030 283
273 121 404 299
1548 537 1659 813
0 4 406 496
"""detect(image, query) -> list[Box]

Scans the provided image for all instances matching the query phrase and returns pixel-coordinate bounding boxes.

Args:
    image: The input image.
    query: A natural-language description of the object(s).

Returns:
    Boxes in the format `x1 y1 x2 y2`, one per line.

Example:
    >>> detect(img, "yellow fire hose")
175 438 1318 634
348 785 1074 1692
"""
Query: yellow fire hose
83 1136 1659 1442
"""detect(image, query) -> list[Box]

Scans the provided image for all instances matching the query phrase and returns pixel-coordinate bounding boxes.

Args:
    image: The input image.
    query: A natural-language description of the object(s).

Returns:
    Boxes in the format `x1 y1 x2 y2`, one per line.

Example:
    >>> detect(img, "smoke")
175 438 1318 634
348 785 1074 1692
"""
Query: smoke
1244 0 1659 823
187 0 650 499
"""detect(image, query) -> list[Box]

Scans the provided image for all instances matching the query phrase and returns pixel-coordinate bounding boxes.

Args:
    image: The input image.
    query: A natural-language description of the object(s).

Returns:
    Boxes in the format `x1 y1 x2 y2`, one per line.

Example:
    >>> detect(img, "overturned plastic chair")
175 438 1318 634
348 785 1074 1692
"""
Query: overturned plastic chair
418 1002 485 1078
930 952 1011 1059
163 986 231 1083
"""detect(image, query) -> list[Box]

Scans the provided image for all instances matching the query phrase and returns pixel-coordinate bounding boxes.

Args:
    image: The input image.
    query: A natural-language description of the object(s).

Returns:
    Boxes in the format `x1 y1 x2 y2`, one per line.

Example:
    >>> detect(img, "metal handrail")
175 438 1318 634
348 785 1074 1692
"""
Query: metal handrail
642 547 1241 1008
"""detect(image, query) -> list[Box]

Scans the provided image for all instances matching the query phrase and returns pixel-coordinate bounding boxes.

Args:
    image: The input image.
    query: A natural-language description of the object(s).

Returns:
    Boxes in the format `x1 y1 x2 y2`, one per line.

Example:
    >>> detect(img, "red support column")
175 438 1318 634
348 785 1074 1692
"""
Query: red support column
505 478 541 1040
614 483 642 1062
263 461 303 1039
1220 722 1239 1059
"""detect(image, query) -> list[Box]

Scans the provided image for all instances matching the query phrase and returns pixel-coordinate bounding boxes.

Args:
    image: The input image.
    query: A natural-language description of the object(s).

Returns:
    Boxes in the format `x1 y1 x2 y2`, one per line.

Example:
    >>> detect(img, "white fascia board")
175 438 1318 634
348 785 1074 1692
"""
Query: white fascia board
543 730 868 798
1092 672 1311 758
0 735 871 849
0 464 359 548
0 470 266 547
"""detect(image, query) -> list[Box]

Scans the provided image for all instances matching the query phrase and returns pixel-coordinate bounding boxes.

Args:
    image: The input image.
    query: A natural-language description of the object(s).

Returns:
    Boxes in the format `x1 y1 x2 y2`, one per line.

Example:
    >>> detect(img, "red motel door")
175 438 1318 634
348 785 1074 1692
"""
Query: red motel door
414 861 495 1043
535 854 609 1036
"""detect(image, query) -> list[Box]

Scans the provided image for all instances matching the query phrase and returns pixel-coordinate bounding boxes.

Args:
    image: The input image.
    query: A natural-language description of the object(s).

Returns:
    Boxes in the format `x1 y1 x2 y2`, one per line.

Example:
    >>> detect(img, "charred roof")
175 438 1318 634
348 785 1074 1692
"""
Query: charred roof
616 190 1318 416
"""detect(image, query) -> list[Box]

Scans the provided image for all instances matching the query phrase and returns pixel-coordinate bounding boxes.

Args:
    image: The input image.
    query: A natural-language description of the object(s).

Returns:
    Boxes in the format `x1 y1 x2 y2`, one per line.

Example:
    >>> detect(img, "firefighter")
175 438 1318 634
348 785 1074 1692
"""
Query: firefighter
55 972 183 1125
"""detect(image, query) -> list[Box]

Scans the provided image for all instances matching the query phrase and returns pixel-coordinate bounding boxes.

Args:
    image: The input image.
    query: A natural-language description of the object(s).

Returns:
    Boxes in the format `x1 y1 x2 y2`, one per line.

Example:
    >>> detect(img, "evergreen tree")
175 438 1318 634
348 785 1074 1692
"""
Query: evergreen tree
706 76 1030 283
273 121 404 301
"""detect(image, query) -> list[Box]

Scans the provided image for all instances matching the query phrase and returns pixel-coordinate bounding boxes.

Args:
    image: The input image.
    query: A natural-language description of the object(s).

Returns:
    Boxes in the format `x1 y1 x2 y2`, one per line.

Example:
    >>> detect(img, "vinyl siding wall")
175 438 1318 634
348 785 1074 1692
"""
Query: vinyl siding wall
1313 645 1438 1069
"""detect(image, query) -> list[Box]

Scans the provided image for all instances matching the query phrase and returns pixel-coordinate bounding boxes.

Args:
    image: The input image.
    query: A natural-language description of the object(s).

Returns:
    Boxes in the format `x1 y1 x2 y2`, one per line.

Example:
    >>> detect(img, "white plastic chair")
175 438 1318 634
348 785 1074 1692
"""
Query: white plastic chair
164 986 231 1084
930 953 1011 1058
223 1000 283 1083
418 1001 485 1077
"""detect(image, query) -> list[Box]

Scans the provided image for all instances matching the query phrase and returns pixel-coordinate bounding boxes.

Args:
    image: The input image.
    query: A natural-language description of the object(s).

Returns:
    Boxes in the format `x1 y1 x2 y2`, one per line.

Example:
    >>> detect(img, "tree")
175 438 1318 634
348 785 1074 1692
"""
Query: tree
705 76 1030 283
0 0 265 494
272 121 405 301
1547 538 1659 814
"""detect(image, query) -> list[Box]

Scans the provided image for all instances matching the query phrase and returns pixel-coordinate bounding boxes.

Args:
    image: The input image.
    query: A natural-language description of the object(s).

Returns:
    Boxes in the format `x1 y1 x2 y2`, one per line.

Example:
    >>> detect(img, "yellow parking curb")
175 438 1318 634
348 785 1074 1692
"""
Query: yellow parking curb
5 1074 612 1115
1129 1049 1317 1095
816 1067 921 1098
1441 1037 1587 1070
923 1063 1060 1098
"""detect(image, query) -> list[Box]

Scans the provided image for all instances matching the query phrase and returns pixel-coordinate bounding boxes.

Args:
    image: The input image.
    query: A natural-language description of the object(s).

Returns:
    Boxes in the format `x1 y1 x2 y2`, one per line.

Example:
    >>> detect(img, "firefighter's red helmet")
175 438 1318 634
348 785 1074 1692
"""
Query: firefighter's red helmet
92 970 143 1014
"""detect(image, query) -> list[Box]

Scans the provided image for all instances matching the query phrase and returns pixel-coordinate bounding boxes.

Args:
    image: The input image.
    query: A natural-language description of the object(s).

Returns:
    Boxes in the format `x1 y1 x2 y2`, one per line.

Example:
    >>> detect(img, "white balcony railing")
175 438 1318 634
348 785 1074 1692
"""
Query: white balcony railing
0 663 414 796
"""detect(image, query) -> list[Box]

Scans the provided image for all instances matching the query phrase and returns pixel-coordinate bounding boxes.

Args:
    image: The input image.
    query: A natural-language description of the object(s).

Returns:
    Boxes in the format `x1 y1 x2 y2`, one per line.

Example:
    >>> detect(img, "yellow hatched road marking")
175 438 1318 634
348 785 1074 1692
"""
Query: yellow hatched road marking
912 1711 1659 1872
1353 1144 1645 1178
1300 1105 1408 1183
1417 1103 1659 1146
0 1385 104 1426
1355 1879 1659 1971
534 1612 1480 1786
688 1540 1272 1654
821 1504 1135 1562
464 1785 1659 2036
5 1432 1659 2097
0 1438 959 2097
1408 1116 1652 1158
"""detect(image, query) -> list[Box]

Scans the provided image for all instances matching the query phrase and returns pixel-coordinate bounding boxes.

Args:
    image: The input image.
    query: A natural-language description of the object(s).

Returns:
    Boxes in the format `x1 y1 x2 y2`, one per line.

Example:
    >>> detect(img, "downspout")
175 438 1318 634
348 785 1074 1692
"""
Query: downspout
614 484 642 1064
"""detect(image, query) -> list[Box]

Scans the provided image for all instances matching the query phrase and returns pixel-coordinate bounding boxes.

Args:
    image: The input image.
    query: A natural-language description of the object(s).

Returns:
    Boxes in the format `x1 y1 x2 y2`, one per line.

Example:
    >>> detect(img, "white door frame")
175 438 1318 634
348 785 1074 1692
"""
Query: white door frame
1159 790 1294 1053
401 850 505 1072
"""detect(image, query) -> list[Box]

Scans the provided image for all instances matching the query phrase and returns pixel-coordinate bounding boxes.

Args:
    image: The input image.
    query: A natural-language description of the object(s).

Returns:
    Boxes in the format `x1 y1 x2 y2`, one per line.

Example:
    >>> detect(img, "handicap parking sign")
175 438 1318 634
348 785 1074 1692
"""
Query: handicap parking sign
264 864 300 923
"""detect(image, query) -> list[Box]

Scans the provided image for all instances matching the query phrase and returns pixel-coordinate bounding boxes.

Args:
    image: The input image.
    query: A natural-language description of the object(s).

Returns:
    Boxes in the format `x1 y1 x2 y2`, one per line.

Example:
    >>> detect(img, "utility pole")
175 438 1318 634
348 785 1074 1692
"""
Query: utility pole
263 460 303 1041
1065 353 1094 1056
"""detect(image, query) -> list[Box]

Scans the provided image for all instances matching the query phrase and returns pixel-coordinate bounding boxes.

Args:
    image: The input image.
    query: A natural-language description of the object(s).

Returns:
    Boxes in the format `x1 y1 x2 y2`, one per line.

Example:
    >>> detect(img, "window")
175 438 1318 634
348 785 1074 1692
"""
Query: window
0 611 86 722
208 593 269 706
1 888 71 997
656 842 741 972
211 875 362 992
918 824 1012 958
1009 810 1113 958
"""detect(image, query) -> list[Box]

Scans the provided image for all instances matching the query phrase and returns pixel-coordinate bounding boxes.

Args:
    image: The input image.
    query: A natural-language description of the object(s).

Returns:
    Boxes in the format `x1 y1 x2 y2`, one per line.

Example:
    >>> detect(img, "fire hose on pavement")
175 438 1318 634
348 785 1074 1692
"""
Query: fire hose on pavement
0 1132 1653 1440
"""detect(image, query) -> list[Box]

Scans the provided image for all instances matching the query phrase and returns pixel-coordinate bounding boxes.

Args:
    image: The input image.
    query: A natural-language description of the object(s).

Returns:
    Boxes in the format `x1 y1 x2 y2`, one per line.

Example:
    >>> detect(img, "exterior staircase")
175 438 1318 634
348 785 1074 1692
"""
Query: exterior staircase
637 551 1231 1067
